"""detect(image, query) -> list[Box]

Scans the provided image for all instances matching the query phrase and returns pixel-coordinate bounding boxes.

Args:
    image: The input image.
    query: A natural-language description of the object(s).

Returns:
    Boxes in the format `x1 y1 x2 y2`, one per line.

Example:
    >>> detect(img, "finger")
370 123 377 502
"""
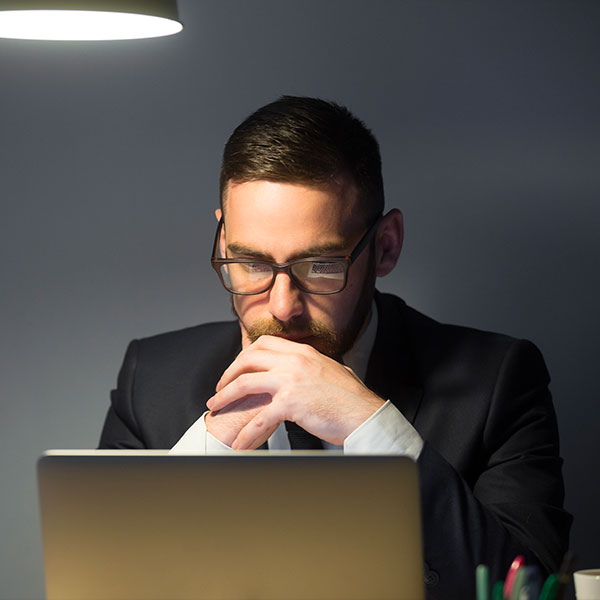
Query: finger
251 334 312 349
208 371 283 411
216 339 316 391
209 392 271 416
216 348 283 392
231 405 285 450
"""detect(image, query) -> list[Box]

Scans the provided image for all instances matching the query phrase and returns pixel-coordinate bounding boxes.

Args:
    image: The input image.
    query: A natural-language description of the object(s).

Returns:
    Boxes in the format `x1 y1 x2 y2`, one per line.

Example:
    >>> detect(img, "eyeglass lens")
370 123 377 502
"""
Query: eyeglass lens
219 260 347 294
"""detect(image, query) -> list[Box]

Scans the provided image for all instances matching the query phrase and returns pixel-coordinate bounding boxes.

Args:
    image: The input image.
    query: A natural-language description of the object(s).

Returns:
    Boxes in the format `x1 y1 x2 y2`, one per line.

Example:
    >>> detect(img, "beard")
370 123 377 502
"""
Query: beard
231 252 376 361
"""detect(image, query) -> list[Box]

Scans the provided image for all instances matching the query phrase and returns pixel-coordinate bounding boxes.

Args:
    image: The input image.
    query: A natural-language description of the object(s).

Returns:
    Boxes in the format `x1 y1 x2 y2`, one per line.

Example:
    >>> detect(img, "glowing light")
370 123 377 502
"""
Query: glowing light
0 8 183 41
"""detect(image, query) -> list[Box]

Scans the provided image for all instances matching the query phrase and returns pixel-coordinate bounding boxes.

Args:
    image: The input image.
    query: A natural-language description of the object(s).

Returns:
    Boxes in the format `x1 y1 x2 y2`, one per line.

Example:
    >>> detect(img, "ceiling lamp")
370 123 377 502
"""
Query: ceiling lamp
0 0 183 41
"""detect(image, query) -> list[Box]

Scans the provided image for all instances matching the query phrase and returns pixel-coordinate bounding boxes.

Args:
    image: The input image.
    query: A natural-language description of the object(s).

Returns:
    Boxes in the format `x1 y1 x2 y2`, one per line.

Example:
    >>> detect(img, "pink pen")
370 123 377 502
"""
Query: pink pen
503 556 525 599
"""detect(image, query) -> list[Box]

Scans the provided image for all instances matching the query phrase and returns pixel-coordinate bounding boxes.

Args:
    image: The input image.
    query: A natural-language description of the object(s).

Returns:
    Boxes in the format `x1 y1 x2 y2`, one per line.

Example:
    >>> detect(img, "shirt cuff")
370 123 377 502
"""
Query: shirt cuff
169 411 234 453
343 400 424 459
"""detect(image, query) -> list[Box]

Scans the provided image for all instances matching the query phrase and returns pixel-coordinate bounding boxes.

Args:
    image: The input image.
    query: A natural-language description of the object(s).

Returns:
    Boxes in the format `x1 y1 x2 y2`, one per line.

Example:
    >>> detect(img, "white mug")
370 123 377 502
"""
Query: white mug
574 569 600 600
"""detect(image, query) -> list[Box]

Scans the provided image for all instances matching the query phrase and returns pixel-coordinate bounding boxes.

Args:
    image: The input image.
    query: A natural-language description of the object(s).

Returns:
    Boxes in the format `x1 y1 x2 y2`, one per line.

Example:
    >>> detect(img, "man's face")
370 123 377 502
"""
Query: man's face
219 179 376 359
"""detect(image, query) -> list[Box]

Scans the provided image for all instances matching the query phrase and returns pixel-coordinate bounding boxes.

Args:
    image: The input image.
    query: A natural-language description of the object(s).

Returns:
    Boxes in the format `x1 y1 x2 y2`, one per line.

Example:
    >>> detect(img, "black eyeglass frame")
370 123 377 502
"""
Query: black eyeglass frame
210 215 382 296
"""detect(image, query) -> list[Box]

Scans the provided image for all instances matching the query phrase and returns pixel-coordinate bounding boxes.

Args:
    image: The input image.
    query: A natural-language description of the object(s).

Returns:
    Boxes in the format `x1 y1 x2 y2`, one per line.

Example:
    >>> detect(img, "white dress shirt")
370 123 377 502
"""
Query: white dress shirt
170 303 423 458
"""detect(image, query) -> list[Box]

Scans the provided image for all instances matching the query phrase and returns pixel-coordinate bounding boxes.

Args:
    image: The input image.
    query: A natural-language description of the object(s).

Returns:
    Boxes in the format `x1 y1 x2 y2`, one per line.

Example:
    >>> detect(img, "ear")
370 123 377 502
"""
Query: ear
375 209 404 277
215 208 222 222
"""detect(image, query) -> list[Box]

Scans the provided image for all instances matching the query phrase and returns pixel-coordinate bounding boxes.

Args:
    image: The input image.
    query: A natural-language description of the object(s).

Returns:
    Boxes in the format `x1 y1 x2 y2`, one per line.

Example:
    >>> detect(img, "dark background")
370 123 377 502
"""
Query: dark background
1 2 598 598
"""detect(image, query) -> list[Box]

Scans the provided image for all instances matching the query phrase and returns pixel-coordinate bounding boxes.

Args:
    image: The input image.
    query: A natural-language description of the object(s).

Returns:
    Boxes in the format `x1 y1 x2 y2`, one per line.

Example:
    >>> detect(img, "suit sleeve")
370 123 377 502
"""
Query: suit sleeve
417 340 572 599
98 340 145 449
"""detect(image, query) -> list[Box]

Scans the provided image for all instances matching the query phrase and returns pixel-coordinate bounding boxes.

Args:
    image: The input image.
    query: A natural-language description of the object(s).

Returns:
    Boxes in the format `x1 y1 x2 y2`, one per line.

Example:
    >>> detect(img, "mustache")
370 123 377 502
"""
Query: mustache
246 317 337 343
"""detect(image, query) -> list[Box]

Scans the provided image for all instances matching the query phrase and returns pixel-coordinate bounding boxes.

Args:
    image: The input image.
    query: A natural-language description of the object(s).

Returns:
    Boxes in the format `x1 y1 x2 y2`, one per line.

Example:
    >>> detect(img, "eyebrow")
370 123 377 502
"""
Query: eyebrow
226 240 349 262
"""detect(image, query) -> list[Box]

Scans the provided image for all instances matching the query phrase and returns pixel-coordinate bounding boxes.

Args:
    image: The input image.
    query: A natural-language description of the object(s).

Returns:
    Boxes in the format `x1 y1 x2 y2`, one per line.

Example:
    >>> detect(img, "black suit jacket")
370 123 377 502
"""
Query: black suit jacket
100 292 572 599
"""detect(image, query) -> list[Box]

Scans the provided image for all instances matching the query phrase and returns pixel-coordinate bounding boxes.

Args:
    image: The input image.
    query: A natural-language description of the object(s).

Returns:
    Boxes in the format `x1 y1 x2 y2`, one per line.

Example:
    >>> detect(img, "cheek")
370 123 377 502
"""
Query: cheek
233 292 267 312
330 263 375 323
340 263 367 302
232 295 260 322
304 293 356 328
232 295 243 313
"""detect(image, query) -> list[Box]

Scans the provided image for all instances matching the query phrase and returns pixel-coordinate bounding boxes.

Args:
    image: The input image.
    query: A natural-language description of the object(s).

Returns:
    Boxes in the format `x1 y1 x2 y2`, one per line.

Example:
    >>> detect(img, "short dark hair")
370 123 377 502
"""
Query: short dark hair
220 96 384 224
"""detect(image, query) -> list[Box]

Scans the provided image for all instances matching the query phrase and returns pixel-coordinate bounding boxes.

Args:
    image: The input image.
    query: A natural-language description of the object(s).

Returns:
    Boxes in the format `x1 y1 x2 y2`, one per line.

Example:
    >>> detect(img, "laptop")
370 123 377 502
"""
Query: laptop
37 450 424 600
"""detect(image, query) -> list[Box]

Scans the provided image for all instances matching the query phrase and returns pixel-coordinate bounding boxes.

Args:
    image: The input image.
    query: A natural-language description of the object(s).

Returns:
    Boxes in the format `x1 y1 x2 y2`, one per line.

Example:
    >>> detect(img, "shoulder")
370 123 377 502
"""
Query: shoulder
377 291 545 361
375 291 549 393
133 320 240 356
374 294 556 480
122 320 242 386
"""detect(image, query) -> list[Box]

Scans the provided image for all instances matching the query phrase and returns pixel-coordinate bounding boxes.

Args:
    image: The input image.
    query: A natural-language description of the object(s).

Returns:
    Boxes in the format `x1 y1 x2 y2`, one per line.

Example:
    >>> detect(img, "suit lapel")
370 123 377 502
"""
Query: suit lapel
365 293 423 424
194 324 242 414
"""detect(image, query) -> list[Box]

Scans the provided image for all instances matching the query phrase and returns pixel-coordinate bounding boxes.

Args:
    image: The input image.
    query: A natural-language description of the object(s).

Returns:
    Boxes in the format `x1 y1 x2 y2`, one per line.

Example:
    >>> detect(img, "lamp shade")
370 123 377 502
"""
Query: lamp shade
0 0 183 40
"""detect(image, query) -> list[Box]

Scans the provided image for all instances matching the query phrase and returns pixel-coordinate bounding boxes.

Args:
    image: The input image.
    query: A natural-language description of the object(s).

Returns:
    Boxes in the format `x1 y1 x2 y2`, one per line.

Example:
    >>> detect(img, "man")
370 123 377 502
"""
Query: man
99 96 571 598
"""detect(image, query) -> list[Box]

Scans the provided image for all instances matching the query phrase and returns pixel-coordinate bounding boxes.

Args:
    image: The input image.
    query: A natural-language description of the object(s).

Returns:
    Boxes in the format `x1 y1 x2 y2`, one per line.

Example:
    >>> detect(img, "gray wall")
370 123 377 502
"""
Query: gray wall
1 2 598 598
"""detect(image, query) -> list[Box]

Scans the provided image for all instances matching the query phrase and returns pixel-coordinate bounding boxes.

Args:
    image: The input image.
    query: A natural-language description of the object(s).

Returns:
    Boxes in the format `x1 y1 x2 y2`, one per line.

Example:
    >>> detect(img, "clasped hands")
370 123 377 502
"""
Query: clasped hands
205 335 385 450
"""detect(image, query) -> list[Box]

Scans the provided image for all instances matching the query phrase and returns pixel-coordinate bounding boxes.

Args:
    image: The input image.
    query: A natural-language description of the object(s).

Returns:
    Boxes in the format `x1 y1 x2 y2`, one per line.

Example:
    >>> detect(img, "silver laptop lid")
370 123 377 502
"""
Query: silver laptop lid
38 450 424 600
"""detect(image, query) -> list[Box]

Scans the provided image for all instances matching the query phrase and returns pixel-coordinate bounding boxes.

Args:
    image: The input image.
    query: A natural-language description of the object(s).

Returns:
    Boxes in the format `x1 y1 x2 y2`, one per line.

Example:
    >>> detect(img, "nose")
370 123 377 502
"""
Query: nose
267 271 305 323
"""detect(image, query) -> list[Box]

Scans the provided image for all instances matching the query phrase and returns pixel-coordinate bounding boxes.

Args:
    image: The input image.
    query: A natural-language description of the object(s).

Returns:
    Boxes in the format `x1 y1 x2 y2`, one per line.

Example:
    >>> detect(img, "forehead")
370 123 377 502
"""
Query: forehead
222 180 362 259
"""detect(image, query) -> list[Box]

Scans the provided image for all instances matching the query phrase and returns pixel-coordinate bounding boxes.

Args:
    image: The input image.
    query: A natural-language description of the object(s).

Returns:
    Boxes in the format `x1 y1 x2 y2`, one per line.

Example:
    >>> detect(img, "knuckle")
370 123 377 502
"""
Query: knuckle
252 335 268 348
291 352 311 371
276 386 294 406
232 374 250 394
304 344 320 358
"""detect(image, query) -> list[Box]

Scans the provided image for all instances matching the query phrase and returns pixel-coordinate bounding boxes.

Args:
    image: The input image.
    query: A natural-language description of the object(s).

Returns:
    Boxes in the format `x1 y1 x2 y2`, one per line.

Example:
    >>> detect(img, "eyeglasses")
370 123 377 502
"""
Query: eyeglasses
211 215 381 295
